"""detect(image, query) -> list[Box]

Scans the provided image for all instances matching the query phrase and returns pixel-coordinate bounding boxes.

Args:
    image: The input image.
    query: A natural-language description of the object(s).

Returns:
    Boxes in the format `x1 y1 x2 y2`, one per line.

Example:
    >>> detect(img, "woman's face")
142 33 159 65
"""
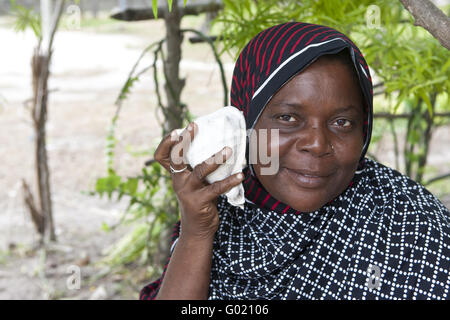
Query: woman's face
252 57 365 212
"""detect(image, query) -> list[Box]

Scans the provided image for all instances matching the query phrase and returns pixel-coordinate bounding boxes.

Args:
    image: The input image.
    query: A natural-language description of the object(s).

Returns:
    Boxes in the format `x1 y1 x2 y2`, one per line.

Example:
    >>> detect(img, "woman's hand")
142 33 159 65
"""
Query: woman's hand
154 122 244 242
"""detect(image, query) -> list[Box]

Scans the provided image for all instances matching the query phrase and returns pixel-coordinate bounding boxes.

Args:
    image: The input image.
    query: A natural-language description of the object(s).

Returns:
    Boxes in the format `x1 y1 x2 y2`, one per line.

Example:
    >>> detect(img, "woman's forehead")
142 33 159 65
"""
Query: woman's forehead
267 60 363 109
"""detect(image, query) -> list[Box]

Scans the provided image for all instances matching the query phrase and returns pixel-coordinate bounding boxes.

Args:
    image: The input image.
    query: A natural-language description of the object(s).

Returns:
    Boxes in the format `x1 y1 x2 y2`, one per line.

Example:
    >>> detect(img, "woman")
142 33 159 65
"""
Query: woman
140 22 450 300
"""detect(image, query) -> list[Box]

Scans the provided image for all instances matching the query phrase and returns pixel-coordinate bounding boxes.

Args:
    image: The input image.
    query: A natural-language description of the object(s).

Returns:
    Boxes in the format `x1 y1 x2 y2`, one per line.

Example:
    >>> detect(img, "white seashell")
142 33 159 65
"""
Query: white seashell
175 106 247 208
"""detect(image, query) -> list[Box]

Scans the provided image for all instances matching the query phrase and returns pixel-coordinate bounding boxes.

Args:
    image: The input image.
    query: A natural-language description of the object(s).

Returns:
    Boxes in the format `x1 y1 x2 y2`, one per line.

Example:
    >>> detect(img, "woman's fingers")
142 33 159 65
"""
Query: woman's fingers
202 172 244 201
154 123 196 172
153 130 180 172
154 123 244 200
191 146 232 184
170 123 196 172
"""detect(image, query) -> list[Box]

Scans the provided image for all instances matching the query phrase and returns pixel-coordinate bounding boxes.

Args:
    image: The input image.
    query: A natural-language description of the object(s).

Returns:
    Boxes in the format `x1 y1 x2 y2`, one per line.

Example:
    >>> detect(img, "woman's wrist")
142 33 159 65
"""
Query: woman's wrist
155 230 214 300
178 232 216 248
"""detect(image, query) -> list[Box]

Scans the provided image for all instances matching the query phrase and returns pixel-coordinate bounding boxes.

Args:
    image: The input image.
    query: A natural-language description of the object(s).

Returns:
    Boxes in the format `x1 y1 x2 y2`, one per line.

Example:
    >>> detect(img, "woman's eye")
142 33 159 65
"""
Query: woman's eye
334 119 351 127
277 114 296 122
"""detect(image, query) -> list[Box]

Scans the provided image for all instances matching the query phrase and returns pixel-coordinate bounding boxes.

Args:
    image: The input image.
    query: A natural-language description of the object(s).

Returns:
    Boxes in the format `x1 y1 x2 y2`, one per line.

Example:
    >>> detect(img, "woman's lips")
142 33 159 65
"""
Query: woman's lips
283 167 334 189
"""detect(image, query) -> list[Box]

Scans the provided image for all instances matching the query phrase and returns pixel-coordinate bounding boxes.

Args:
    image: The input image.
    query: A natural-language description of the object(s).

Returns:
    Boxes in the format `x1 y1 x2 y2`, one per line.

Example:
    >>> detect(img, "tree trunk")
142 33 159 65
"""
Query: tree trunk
22 0 65 245
162 0 186 135
399 0 450 50
29 47 56 243
155 1 186 267
416 93 437 183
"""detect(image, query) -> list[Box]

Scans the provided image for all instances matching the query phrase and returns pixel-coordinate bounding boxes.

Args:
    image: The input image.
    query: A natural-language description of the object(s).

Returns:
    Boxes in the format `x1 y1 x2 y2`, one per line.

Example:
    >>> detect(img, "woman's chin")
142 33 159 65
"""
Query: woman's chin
289 202 325 213
282 189 336 213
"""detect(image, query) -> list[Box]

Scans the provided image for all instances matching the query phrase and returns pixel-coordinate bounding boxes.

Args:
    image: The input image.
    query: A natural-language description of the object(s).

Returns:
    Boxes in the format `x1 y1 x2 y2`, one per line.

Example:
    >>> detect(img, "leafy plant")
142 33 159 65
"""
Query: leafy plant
94 161 178 274
91 25 228 276
10 0 41 37
152 0 188 18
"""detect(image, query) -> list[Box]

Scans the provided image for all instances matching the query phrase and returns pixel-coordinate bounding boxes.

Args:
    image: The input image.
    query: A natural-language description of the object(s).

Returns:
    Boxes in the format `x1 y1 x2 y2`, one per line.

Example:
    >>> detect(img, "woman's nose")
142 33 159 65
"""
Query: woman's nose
295 124 333 157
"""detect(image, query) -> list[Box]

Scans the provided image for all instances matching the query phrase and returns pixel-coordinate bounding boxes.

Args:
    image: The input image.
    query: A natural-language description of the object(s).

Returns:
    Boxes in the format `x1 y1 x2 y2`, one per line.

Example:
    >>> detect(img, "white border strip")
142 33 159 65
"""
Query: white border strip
251 38 346 100
170 237 179 254
359 63 368 79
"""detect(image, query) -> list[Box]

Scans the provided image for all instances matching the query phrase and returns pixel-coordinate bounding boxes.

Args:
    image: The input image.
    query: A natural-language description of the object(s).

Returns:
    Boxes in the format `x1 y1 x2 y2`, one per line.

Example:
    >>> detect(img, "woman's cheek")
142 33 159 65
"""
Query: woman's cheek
333 140 362 179
253 128 284 176
266 129 281 174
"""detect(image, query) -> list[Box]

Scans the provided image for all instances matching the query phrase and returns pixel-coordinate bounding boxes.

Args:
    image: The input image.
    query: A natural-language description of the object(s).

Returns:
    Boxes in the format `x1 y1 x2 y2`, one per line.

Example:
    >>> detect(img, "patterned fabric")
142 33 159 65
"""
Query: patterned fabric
141 159 450 299
209 159 450 299
139 22 450 300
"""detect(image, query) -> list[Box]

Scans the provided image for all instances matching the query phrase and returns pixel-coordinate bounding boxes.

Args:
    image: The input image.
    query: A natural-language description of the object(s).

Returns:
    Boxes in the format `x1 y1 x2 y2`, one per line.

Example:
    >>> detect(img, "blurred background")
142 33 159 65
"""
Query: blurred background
0 0 449 299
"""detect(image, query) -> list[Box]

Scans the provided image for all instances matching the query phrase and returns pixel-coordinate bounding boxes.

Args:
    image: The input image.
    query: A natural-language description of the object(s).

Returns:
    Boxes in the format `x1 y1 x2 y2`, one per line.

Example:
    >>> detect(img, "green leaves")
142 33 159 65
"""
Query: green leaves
152 0 185 18
92 156 178 274
95 171 121 199
116 77 138 104
214 0 389 58
101 224 151 268
214 0 449 106
152 0 158 18
10 0 41 38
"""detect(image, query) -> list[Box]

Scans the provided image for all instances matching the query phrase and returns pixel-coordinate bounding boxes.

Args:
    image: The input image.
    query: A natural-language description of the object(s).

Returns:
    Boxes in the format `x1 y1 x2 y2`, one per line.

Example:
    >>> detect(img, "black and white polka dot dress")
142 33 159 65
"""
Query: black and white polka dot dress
208 158 450 299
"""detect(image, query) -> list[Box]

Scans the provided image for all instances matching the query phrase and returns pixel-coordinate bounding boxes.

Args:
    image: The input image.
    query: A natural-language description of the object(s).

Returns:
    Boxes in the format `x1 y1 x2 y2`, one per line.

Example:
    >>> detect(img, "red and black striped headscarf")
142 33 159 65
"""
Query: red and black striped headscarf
230 22 373 215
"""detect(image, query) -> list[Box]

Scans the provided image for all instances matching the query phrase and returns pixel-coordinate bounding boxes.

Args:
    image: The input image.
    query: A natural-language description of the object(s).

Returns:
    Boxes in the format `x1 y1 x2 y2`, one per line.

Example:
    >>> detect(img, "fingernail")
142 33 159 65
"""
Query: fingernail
222 147 232 156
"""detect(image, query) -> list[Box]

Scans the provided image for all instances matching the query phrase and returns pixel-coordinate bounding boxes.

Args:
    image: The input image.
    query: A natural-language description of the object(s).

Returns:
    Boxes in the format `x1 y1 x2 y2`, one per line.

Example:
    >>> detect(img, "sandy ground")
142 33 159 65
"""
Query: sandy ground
0 15 448 300
0 16 235 299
